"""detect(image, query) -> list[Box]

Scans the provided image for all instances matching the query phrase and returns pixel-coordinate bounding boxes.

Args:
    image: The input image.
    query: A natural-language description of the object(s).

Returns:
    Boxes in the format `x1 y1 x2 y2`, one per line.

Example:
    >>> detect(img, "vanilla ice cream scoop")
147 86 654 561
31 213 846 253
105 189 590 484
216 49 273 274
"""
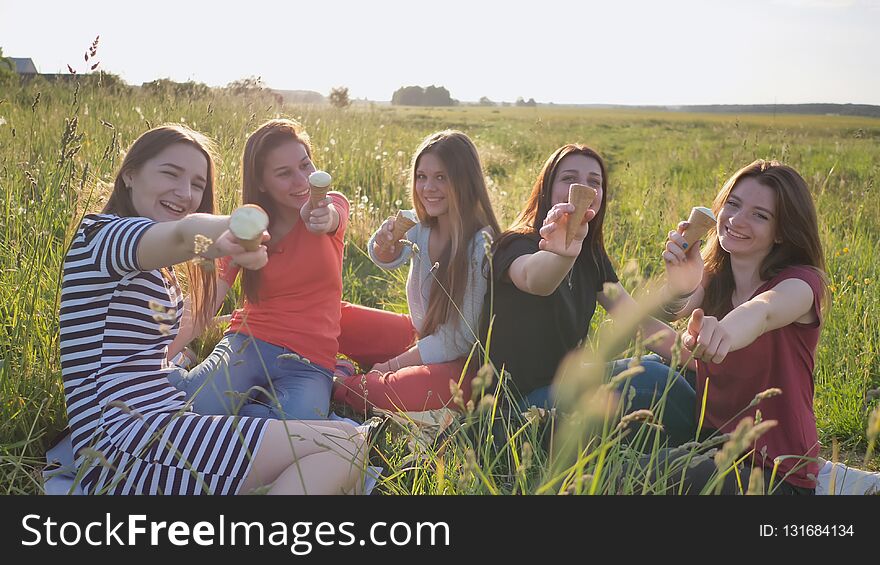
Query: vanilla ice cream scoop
229 204 269 251
308 170 332 208
309 170 332 188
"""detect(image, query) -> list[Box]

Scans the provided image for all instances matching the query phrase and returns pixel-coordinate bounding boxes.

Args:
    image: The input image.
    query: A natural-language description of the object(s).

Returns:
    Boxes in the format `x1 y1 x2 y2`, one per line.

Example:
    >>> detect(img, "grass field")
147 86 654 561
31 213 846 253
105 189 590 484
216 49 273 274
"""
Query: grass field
1 77 878 494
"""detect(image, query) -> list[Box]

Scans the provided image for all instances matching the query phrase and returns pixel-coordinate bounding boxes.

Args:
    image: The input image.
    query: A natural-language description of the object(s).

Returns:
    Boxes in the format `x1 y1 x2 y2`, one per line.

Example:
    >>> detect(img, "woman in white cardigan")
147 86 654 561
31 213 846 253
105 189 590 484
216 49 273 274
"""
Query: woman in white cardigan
332 130 500 413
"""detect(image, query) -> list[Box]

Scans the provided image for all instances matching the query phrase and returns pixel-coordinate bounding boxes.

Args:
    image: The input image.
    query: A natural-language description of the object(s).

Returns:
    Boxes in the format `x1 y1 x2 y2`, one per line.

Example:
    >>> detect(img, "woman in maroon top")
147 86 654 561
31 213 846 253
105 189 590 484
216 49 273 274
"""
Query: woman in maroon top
657 159 828 494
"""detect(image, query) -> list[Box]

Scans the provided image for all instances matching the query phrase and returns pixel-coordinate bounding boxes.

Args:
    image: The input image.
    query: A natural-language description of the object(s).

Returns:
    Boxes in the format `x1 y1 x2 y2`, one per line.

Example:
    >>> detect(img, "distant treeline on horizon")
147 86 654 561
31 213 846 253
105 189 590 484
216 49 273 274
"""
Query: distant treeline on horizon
658 103 880 118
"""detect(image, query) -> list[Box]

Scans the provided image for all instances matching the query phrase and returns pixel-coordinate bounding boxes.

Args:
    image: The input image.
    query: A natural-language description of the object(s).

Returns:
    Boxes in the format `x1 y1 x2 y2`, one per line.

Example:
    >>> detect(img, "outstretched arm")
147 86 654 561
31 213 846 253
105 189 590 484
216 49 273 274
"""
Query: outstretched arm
682 278 817 364
507 202 595 296
136 213 267 271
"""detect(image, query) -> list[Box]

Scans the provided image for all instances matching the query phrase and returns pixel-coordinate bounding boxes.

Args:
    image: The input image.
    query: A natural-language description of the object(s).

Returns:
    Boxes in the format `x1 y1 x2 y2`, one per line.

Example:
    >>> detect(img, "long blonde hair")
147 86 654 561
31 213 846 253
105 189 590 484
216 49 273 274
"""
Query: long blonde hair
412 130 501 336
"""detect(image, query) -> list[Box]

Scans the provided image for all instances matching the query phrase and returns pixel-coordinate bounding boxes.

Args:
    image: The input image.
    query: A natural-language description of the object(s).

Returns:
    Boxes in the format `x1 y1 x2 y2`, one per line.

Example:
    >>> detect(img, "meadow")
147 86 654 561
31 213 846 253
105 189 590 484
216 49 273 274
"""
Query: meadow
1 77 878 494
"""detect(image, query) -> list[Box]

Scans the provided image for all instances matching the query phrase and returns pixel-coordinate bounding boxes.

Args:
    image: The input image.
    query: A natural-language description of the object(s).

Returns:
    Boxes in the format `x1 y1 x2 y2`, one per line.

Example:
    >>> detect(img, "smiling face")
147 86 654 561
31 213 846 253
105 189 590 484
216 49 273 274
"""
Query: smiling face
123 142 208 221
259 140 316 212
717 177 779 259
550 153 603 213
414 152 451 219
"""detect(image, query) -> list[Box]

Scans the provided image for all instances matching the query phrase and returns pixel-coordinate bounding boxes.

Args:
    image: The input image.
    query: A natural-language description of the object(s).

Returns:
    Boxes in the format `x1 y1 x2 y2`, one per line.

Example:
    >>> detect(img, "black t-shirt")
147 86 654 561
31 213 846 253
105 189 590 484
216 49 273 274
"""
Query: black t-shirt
479 233 619 396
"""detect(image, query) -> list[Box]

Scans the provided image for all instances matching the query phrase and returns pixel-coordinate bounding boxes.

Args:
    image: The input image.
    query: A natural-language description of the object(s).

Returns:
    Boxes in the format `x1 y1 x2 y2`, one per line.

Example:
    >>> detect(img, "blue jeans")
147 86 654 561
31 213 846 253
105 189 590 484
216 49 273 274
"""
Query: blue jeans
519 354 697 446
168 333 333 420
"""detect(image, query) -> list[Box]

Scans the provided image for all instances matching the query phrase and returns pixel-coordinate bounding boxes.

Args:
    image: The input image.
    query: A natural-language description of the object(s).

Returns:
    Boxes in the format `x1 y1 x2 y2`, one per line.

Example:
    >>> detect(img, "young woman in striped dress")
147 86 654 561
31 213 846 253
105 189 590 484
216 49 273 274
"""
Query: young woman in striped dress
59 124 368 495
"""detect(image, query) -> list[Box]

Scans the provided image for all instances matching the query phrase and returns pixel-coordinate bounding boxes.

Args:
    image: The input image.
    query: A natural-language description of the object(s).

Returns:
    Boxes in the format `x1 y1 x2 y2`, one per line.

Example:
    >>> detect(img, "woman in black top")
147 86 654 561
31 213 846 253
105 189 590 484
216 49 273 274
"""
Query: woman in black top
481 144 696 444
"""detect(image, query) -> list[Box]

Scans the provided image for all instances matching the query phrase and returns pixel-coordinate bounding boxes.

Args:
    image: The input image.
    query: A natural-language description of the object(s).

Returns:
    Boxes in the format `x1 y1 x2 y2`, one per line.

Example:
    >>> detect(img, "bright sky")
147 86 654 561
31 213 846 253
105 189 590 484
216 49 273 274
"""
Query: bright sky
2 0 879 105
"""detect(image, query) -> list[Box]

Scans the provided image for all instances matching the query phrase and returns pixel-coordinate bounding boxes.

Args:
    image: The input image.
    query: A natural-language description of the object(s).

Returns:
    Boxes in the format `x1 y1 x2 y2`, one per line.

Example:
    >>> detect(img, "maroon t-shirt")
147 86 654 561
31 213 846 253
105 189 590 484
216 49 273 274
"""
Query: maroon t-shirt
695 265 824 489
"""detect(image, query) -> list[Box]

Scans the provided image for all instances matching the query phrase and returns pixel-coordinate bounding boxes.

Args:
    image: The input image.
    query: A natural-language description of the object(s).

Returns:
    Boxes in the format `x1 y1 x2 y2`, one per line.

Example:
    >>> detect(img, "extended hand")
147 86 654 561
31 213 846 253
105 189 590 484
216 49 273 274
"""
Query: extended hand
300 196 335 233
682 308 731 364
664 220 704 295
538 202 595 257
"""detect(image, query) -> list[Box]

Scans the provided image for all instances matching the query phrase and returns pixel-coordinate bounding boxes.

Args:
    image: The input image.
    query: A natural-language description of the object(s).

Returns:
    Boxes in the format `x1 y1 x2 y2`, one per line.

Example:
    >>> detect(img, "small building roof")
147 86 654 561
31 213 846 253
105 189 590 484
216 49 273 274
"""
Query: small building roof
10 58 38 74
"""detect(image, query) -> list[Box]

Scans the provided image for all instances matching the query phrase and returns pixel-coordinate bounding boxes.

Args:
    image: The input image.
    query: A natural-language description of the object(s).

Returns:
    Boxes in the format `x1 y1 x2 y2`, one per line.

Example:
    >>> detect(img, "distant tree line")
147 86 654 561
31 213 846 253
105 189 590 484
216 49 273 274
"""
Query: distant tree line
478 95 536 107
142 78 211 98
391 85 456 106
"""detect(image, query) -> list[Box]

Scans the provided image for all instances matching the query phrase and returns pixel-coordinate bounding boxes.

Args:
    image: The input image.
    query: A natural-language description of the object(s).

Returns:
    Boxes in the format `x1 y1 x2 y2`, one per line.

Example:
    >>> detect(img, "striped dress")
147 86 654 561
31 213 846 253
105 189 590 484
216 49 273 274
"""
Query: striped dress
59 214 268 494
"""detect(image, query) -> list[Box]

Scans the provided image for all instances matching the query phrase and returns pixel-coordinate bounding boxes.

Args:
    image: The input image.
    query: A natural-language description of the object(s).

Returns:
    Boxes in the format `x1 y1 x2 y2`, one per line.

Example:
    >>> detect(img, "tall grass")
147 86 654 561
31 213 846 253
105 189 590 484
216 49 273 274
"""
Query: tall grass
1 78 877 493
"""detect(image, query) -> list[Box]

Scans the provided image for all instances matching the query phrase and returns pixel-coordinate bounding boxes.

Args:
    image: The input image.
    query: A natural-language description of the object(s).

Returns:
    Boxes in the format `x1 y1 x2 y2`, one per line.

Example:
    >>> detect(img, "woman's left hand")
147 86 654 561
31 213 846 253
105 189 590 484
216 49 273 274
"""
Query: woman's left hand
370 360 392 374
682 308 732 364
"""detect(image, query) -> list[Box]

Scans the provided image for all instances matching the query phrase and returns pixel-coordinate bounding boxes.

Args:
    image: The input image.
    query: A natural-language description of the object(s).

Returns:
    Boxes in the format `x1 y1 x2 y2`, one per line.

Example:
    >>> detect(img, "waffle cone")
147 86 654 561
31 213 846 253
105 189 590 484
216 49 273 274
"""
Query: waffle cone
309 187 329 209
391 210 417 241
683 206 716 248
566 183 597 247
237 236 262 252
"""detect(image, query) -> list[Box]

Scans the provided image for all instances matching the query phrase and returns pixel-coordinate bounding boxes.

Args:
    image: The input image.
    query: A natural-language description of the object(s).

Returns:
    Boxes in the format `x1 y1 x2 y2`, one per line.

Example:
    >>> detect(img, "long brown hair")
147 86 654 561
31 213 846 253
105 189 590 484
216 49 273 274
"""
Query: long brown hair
495 144 610 274
702 159 828 317
239 118 313 303
412 130 501 336
102 124 218 332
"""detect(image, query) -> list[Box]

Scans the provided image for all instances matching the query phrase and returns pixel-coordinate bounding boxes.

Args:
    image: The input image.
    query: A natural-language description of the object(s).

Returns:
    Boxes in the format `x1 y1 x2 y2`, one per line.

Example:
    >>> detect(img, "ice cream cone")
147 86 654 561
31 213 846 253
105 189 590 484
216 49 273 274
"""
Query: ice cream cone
229 204 269 251
682 206 716 249
308 170 332 208
391 210 417 241
566 183 597 248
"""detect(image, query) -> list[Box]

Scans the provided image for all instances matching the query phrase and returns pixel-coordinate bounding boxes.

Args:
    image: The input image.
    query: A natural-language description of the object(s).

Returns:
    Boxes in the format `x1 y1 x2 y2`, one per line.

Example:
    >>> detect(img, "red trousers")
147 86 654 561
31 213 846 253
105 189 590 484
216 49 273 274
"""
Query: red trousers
334 302 475 413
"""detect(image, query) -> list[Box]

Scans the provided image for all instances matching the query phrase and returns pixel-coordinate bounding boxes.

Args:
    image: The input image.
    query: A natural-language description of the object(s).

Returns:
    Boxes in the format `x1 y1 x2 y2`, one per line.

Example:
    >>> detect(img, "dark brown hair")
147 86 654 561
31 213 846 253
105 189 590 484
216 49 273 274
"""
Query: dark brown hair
102 124 218 331
702 159 828 317
495 144 610 274
239 118 313 303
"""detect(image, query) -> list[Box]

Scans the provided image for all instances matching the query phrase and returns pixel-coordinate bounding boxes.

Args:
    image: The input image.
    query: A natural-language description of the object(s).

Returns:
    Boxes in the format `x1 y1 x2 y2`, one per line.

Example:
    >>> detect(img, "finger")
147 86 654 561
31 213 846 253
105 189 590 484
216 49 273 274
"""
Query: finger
581 208 597 226
665 241 687 262
693 322 716 360
711 341 731 364
677 221 690 234
687 308 704 337
705 331 725 362
552 203 574 217
539 222 557 238
669 230 689 249
681 332 696 351
662 250 680 265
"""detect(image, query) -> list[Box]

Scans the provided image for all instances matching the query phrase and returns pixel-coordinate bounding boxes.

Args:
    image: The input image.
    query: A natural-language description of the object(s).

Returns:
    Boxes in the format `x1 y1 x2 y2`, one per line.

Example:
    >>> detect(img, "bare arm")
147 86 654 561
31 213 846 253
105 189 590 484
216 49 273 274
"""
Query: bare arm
507 202 595 296
137 213 264 271
683 278 817 364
